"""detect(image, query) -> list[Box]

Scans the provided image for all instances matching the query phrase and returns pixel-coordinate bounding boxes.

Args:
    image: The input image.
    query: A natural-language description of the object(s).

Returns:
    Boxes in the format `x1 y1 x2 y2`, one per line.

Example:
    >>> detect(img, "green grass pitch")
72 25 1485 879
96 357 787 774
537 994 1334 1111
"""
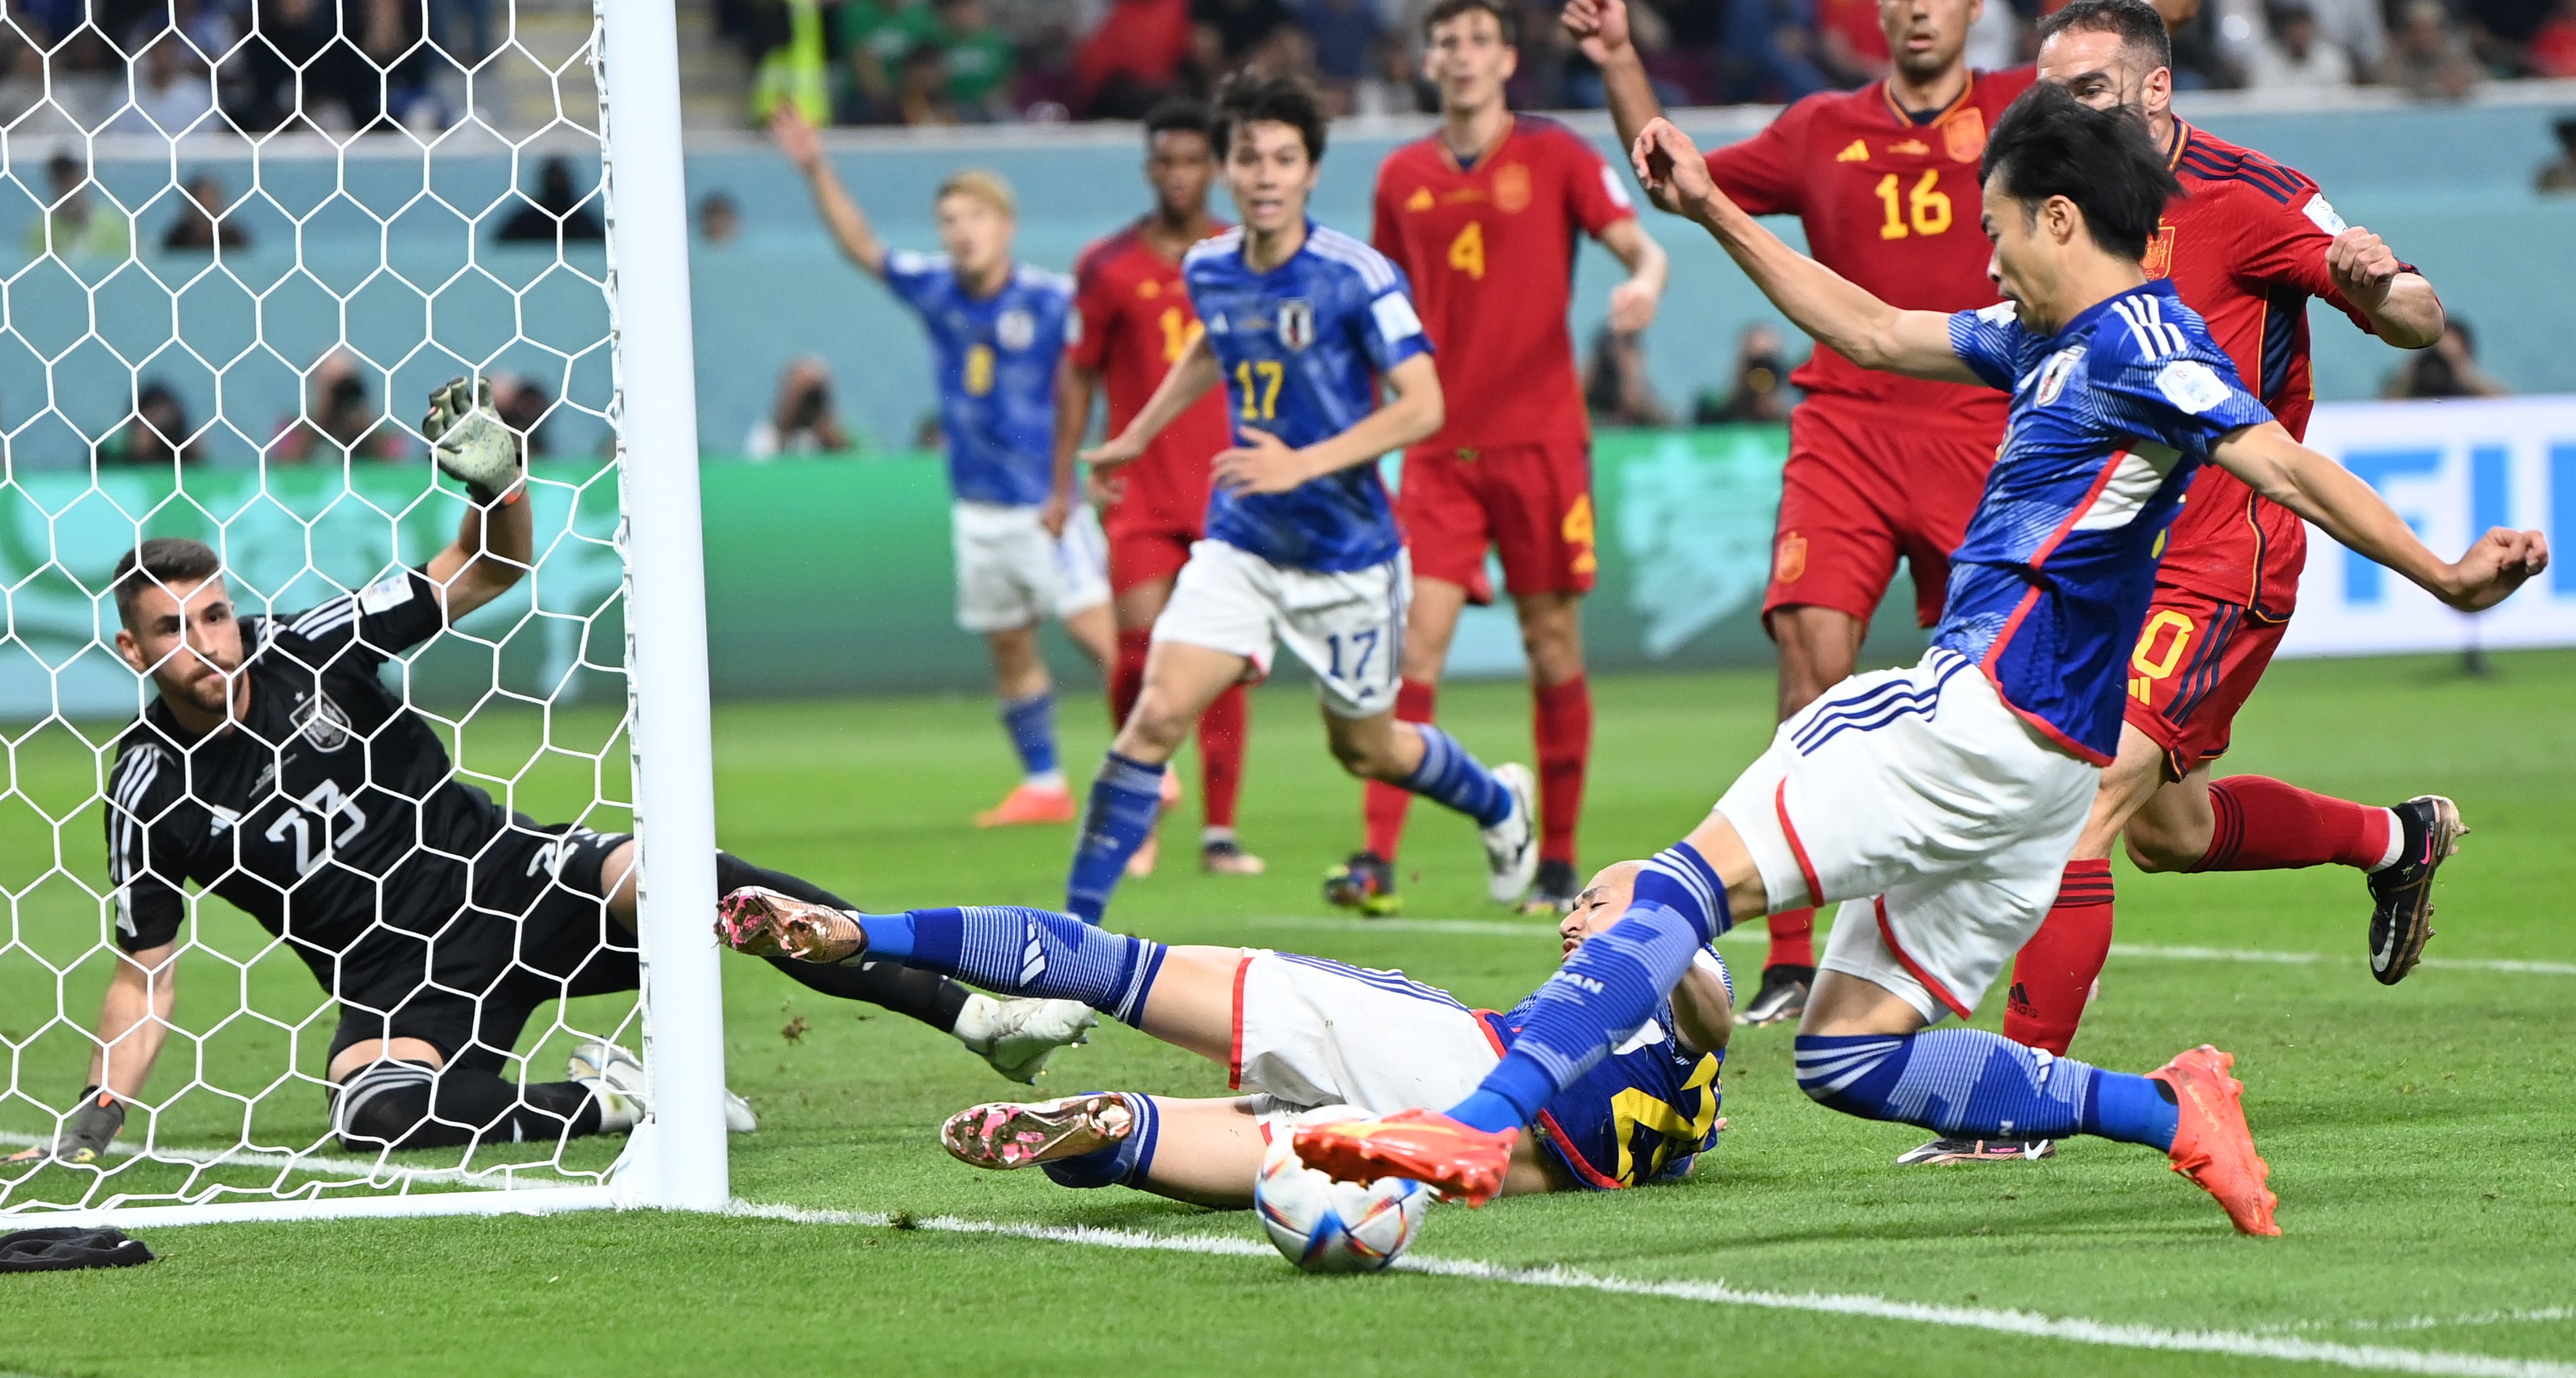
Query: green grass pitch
3 652 2573 1377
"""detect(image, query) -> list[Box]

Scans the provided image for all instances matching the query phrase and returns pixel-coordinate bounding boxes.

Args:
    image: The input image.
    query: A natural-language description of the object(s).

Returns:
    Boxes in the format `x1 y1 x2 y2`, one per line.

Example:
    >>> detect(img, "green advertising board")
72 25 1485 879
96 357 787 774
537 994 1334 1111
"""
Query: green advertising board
1 426 1928 718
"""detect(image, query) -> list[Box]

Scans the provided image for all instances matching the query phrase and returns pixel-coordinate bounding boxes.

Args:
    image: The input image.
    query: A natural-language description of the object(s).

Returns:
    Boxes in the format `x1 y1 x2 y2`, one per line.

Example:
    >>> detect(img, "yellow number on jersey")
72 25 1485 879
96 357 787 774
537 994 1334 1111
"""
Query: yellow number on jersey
1873 171 1955 240
963 343 995 396
1447 220 1486 280
1156 305 1202 363
1234 359 1284 421
1605 1055 1721 1185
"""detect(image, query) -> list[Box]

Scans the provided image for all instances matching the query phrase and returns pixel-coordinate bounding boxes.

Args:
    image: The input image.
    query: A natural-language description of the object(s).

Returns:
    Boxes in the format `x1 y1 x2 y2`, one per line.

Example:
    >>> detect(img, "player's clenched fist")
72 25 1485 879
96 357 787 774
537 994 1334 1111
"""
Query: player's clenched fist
2439 527 2551 612
1559 0 1633 61
2325 226 2403 306
1629 118 1719 218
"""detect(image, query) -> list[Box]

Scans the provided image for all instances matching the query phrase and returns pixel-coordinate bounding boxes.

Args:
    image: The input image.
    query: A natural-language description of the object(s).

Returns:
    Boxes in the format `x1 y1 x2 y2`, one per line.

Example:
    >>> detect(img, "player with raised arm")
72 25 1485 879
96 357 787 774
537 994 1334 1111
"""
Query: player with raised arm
1057 99 1263 881
1563 0 2032 1024
11 384 1094 1166
1062 73 1539 925
715 862 1728 1205
1899 0 2459 1164
1324 0 1670 918
773 106 1116 830
1294 87 2546 1235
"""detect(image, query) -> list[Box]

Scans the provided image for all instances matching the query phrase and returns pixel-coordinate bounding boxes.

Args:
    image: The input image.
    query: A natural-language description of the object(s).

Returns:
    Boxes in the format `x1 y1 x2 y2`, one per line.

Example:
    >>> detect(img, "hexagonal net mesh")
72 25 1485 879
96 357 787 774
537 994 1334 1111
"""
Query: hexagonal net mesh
1 0 676 1217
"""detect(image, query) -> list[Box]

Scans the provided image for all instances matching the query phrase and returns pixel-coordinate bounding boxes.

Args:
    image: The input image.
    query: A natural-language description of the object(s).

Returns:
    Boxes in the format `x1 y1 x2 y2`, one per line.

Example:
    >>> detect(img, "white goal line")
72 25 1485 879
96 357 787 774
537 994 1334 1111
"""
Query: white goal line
0 1129 586 1193
730 1201 2576 1378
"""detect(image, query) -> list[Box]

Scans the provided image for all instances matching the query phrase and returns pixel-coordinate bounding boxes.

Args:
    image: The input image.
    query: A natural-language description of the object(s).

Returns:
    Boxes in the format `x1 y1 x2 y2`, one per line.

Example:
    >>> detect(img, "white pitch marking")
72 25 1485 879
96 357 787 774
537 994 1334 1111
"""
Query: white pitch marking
0 1129 583 1192
731 1202 2576 1377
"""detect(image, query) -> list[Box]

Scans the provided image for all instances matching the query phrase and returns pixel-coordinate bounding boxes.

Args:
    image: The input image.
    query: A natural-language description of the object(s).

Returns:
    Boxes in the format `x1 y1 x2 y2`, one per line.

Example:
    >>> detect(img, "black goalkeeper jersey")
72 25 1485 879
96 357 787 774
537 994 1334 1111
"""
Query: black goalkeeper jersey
105 567 521 998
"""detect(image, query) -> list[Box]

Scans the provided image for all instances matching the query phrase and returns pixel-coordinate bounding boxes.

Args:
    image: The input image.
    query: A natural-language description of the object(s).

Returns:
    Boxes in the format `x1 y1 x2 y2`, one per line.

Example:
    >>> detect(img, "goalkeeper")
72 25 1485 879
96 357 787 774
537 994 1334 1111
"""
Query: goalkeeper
18 381 1092 1166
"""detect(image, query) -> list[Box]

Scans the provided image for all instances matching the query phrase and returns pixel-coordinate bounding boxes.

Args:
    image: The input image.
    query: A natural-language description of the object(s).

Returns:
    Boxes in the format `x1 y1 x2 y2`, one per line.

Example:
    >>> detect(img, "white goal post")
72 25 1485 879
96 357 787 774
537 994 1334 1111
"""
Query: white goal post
0 0 726 1226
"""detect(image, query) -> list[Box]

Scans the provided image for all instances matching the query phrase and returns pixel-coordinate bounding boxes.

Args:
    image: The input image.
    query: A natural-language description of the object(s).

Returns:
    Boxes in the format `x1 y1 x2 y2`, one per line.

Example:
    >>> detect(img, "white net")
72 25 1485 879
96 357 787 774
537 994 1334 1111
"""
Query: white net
0 0 667 1216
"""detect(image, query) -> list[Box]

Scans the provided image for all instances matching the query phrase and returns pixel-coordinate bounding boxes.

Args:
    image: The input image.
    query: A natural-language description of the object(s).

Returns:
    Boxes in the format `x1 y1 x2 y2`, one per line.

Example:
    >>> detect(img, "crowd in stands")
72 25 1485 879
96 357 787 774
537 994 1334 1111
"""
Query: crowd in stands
723 0 2576 127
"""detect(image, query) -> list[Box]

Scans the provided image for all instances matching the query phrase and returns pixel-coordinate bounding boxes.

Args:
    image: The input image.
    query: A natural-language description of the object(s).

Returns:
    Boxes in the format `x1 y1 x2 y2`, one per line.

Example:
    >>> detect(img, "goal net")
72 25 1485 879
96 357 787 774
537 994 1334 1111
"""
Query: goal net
0 0 726 1224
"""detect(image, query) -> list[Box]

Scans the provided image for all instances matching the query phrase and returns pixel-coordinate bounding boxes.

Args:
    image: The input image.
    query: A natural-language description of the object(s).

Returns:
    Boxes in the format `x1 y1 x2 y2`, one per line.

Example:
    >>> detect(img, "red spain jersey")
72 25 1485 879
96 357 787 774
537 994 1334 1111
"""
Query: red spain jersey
1371 114 1637 450
2150 120 2405 615
1069 218 1235 538
1706 67 2036 425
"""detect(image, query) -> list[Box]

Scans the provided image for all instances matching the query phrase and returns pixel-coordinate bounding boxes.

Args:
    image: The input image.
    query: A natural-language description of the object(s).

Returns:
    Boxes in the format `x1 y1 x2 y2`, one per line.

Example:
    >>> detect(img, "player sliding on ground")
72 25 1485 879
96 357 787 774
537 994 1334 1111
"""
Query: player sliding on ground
13 383 1092 1166
1066 72 1539 923
774 104 1115 830
716 863 1728 1204
1330 0 1670 918
1293 85 2547 1236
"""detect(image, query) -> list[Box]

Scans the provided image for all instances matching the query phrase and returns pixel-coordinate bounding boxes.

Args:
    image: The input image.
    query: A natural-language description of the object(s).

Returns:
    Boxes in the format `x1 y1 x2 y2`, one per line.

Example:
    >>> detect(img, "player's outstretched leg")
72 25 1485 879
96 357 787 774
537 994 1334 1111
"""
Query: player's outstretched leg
1195 682 1264 875
2174 779 2460 984
1329 712 1538 906
1066 640 1244 922
1336 679 1437 915
329 1042 754 1152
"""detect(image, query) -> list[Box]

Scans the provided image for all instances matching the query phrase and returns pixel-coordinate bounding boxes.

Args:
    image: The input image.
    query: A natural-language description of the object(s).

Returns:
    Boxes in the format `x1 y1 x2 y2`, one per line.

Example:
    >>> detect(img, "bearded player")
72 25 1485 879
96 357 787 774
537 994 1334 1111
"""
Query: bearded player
13 383 1093 1166
1898 0 2458 1165
716 861 1728 1205
1324 0 1670 918
1295 88 2545 1236
1564 0 2032 1024
1057 99 1263 881
1066 73 1539 925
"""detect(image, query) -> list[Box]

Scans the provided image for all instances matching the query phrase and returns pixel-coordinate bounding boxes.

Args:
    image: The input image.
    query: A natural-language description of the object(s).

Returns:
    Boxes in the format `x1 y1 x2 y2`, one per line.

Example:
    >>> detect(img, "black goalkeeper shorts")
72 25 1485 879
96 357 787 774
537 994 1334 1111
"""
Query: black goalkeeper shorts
326 818 640 1077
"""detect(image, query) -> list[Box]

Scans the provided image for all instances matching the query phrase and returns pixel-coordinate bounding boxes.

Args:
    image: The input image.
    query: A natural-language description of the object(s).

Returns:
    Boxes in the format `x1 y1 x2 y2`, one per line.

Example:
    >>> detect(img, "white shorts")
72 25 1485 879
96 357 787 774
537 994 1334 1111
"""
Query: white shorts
951 501 1111 634
1713 647 2099 1023
1228 949 1498 1129
1152 540 1408 718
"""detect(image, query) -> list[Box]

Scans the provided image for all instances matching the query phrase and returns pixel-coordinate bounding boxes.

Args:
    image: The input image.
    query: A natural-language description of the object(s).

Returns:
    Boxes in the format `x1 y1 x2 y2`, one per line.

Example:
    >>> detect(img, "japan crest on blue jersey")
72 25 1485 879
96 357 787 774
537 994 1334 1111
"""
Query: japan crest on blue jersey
1934 279 2274 760
1183 222 1433 572
883 251 1077 508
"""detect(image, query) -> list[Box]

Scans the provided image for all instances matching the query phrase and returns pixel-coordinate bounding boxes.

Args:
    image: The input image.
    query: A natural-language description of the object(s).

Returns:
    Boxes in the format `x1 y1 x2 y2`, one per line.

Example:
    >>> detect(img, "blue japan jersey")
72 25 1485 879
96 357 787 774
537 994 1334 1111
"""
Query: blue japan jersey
1935 279 2274 761
1183 223 1431 572
883 251 1076 508
1477 1001 1723 1190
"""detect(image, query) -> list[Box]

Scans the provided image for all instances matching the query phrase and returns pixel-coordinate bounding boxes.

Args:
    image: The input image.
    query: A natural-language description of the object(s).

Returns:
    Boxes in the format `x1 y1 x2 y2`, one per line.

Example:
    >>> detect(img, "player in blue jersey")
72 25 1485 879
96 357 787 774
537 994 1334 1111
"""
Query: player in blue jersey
713 861 1727 1204
1064 74 1539 923
1297 83 2548 1236
775 108 1117 828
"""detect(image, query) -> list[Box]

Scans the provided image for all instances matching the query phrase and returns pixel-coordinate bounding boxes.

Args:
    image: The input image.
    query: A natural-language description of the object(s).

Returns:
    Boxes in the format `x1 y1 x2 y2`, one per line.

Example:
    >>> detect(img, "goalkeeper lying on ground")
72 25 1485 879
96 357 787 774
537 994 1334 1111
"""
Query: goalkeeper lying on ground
718 863 1730 1205
15 380 1091 1166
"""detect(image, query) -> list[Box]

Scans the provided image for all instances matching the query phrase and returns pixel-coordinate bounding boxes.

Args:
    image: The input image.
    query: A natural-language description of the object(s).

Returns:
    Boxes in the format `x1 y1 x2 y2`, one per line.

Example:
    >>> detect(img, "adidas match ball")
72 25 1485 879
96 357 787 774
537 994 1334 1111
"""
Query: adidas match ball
1254 1131 1430 1273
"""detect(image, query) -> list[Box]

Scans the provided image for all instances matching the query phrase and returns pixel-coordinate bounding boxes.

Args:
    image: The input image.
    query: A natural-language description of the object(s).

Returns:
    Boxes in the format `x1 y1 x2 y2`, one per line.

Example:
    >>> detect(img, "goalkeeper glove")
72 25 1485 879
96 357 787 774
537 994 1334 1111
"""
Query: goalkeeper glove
3 1087 126 1165
423 376 523 504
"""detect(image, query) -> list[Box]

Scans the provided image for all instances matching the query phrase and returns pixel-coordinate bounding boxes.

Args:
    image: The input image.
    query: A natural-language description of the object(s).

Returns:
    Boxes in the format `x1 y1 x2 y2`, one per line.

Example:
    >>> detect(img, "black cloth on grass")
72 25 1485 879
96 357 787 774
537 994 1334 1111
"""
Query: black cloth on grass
0 1226 155 1272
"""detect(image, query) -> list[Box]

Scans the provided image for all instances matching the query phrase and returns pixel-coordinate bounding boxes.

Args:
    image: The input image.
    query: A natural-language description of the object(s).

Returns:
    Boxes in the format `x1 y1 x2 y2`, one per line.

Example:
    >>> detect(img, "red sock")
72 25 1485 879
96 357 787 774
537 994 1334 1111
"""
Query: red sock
2003 859 2115 1057
1363 679 1436 860
1109 629 1151 730
1198 681 1247 830
2194 776 2395 872
1531 675 1590 867
1765 909 1815 970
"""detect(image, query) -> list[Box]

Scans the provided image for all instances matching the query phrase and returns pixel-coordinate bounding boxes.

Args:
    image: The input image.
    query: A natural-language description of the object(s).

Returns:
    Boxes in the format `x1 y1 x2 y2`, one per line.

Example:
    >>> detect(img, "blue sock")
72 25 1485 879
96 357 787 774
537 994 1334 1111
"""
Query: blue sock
855 911 918 961
1400 724 1513 829
1793 1029 2178 1150
1039 1093 1161 1189
1000 689 1060 780
1444 844 1725 1135
896 904 1166 1025
1065 753 1166 923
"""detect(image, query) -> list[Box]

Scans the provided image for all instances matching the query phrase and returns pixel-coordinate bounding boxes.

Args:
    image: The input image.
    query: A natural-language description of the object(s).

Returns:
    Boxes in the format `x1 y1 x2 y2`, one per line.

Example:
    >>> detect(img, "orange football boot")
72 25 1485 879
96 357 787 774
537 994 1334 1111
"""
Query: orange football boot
976 779 1077 828
2148 1045 2280 1237
1293 1108 1516 1207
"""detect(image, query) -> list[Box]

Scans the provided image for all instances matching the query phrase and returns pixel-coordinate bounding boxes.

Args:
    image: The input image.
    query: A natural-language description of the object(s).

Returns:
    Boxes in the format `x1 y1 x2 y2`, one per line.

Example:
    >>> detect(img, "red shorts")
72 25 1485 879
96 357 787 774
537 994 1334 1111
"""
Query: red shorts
2121 583 2289 779
1106 525 1195 598
1398 441 1596 597
1764 404 1996 631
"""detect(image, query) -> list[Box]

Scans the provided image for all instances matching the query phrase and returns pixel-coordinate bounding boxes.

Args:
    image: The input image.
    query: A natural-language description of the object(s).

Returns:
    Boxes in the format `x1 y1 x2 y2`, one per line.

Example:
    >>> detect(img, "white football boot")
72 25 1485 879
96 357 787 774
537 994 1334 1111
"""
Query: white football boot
952 994 1098 1083
568 1041 757 1134
1482 762 1541 905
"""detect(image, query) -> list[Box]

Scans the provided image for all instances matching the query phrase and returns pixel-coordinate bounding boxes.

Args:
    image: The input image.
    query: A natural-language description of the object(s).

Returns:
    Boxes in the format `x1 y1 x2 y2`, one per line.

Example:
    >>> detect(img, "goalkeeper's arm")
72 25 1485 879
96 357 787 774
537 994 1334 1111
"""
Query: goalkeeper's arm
421 378 534 624
8 943 177 1163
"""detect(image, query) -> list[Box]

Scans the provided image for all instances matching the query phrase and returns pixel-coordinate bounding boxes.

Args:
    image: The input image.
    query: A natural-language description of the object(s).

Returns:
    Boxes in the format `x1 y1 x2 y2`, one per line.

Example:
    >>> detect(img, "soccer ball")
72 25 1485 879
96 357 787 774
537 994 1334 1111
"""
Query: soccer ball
1253 1131 1430 1273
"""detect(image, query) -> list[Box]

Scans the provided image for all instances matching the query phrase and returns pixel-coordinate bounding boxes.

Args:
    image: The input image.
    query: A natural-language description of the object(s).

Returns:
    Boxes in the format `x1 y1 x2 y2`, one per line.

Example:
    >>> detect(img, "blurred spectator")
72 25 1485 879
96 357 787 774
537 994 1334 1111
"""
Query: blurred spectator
1195 0 1296 68
744 358 851 458
2466 0 2558 71
103 34 216 137
105 382 198 467
700 192 743 244
488 374 553 459
2538 115 2576 191
1076 0 1200 118
838 0 944 122
1815 0 1893 87
751 0 832 123
1694 324 1796 425
2383 320 2508 398
2386 0 2481 97
1300 0 1385 101
26 153 131 260
1584 327 1672 429
1722 0 1834 105
1963 0 2026 71
938 0 1021 120
162 173 249 253
497 157 607 243
2528 0 2576 75
2212 0 2385 83
224 0 437 132
271 353 405 464
2245 0 2356 88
